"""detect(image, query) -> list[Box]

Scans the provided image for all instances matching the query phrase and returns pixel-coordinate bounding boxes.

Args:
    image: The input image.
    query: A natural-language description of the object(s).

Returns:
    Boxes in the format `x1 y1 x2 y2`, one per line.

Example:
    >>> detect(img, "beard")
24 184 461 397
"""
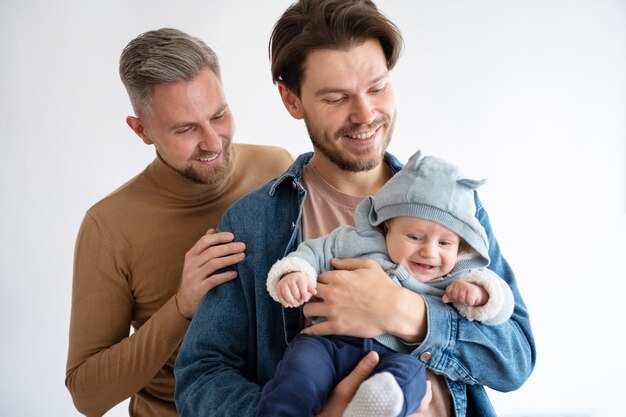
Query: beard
304 114 395 173
180 140 233 185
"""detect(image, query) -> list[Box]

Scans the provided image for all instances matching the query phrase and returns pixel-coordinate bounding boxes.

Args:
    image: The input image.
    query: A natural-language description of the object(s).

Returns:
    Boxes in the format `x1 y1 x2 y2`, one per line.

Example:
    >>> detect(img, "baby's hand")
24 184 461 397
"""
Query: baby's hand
277 272 317 308
442 280 488 306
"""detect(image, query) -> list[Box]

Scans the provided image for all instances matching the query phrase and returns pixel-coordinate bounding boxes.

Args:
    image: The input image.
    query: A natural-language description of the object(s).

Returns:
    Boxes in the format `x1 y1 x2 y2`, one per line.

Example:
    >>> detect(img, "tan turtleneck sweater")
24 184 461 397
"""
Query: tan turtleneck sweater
66 143 293 417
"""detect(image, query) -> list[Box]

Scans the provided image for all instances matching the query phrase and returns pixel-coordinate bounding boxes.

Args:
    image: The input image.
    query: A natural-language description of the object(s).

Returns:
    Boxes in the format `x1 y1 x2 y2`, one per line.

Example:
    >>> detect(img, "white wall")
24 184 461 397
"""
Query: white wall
1 1 624 416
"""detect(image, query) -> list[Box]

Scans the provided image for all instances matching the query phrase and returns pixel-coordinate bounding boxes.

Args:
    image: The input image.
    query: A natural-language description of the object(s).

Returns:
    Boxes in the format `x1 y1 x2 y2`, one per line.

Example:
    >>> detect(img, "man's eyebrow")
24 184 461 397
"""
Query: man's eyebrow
313 71 390 96
168 122 194 132
168 104 229 132
211 103 229 117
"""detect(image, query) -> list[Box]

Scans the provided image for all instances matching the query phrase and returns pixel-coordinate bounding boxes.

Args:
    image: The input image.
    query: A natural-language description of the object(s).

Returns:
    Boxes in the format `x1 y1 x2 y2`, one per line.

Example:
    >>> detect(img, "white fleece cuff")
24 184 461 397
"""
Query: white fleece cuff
266 256 318 305
454 270 504 323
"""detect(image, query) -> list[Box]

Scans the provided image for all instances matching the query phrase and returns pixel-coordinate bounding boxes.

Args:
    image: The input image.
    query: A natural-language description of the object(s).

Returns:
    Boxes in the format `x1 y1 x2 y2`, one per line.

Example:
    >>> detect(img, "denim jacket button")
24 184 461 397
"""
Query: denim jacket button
292 180 297 189
419 351 432 362
291 222 296 230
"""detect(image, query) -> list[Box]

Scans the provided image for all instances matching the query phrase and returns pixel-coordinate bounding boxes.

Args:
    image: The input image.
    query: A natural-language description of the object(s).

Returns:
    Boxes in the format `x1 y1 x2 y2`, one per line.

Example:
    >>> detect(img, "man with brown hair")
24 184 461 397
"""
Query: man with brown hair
175 1 535 416
65 28 293 417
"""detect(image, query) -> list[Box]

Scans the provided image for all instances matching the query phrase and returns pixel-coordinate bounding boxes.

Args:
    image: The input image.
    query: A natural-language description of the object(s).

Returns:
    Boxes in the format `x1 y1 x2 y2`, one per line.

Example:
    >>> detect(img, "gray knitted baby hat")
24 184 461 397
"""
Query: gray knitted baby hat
368 150 490 261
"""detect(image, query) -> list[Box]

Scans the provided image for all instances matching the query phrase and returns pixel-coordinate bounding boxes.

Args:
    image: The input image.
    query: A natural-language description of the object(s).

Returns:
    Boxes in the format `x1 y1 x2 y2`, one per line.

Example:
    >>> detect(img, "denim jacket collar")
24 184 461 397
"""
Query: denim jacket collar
269 151 405 197
269 152 313 196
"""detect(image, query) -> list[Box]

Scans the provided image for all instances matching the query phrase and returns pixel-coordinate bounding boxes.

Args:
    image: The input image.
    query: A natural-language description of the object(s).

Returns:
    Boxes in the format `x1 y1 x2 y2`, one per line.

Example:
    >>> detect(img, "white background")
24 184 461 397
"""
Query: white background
1 1 624 416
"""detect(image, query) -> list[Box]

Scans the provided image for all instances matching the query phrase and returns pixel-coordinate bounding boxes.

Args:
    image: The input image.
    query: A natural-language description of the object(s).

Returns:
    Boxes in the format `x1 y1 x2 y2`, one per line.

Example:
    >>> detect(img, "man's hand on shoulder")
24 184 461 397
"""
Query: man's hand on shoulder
175 229 245 319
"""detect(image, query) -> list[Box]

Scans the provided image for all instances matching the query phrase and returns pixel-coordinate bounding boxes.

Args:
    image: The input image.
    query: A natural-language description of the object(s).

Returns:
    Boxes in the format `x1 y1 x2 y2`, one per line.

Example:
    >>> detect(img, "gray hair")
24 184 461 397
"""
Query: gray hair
119 28 221 116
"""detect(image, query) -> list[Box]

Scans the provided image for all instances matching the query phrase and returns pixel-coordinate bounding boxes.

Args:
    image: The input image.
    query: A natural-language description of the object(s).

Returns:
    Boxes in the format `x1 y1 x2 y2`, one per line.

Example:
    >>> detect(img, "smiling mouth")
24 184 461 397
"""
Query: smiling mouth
339 121 384 140
346 127 379 140
195 152 219 162
412 261 435 270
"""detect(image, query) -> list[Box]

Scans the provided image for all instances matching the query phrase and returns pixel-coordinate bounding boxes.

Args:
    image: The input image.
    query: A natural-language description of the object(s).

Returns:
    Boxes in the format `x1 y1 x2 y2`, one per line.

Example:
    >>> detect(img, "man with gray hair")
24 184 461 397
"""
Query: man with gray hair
65 28 293 417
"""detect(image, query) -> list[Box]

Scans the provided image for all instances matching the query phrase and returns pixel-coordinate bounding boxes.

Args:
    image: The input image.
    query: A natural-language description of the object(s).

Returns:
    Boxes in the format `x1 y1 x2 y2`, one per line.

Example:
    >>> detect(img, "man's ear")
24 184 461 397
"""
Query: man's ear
278 82 304 120
126 116 154 145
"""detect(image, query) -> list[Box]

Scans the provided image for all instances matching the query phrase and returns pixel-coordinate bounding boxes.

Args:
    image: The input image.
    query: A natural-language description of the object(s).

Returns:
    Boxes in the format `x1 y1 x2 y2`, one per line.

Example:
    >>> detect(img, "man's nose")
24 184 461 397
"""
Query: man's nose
198 125 221 151
349 94 375 125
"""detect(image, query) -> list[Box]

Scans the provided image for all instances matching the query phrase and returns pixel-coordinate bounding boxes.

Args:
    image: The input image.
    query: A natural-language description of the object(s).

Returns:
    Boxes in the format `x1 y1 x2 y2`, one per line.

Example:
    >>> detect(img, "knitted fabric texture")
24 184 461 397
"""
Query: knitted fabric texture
365 149 490 263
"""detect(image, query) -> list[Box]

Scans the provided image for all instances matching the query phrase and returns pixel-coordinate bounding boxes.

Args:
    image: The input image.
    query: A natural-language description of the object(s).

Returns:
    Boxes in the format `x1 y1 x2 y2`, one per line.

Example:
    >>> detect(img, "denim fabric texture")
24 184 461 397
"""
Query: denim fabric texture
174 152 536 417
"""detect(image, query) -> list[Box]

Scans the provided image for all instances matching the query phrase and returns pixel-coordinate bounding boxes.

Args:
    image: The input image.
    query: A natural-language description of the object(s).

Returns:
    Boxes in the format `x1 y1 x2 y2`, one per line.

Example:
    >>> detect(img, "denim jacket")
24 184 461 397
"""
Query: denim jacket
175 152 536 417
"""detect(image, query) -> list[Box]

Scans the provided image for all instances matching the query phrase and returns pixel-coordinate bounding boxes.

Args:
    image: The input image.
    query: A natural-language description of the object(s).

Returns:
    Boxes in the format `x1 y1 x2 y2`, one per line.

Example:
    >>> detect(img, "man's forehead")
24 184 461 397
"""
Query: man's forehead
301 39 389 91
146 72 227 126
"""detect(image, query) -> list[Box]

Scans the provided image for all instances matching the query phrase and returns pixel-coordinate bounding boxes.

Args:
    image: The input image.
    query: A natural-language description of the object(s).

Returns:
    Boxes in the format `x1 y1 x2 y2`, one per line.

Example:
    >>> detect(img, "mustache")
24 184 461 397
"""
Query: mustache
335 116 390 138
189 139 231 160
191 151 219 159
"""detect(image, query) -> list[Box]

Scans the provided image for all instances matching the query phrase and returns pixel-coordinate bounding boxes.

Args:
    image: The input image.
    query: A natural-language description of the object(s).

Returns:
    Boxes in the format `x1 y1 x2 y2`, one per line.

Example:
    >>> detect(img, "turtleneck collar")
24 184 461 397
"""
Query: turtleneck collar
144 149 238 207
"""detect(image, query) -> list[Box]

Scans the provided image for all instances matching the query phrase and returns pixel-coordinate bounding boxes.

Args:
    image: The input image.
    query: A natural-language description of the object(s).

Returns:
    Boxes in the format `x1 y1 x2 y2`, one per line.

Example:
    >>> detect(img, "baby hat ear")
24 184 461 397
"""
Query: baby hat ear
353 196 377 230
361 196 379 226
404 149 425 171
457 178 487 190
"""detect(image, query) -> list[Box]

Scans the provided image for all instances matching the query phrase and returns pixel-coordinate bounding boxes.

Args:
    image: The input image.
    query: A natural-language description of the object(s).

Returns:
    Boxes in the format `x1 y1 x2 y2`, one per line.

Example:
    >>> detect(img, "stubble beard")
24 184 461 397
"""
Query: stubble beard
305 115 394 173
180 140 233 185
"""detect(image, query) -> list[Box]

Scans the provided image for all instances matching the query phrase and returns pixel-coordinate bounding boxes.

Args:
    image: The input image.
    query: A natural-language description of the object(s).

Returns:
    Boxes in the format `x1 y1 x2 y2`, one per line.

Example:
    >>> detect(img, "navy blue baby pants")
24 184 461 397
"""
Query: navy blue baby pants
256 334 427 417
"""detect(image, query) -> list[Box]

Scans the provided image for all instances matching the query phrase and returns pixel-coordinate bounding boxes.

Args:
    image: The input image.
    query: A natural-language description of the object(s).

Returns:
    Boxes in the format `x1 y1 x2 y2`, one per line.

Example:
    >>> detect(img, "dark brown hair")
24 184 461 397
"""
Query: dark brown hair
269 0 403 97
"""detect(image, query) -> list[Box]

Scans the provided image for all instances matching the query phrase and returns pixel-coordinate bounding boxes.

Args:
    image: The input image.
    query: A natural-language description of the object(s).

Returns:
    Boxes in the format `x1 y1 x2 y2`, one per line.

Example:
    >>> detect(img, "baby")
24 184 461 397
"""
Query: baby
258 150 514 417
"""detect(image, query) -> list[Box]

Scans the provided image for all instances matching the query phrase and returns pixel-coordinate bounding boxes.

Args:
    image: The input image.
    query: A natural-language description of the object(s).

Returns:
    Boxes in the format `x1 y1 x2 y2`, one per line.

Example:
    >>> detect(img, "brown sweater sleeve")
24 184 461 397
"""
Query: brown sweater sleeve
65 213 189 416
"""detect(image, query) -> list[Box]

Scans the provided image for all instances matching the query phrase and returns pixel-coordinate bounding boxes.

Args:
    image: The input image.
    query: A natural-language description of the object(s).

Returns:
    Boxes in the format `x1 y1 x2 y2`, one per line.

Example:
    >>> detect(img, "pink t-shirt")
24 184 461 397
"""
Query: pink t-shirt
300 162 363 241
